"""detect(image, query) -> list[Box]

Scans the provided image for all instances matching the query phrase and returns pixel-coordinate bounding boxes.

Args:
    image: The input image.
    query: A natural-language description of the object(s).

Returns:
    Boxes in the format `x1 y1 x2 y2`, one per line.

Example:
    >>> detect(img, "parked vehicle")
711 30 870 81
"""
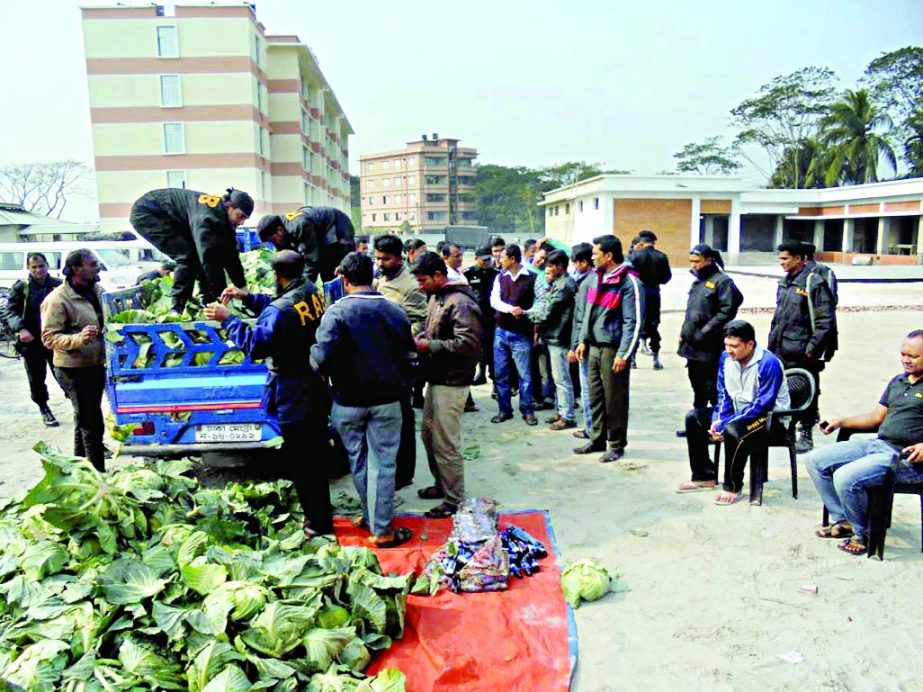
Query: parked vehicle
0 240 162 291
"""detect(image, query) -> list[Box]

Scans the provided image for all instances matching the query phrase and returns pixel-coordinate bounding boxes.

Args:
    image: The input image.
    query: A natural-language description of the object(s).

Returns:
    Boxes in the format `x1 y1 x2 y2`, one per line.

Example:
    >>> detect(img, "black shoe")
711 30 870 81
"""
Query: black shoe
103 446 114 460
795 430 814 454
464 402 479 413
599 448 625 464
412 396 425 409
574 442 605 455
40 406 59 427
573 430 590 440
675 430 687 438
491 413 514 424
472 376 488 386
652 355 663 370
523 414 538 426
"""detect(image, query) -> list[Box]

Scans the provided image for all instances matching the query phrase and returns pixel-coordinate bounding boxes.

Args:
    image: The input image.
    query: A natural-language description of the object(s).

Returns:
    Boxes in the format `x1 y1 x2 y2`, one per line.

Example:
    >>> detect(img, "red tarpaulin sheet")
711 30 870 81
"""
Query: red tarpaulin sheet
334 511 577 692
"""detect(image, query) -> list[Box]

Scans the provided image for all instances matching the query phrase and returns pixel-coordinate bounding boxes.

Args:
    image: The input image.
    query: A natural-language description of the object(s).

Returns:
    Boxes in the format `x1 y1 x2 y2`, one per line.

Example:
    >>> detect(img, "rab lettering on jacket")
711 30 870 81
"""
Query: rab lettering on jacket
292 293 326 326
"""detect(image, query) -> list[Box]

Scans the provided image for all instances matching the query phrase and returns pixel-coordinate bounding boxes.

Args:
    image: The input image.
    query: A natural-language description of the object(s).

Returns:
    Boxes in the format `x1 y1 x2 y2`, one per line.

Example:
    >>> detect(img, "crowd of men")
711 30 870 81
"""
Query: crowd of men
1 184 920 557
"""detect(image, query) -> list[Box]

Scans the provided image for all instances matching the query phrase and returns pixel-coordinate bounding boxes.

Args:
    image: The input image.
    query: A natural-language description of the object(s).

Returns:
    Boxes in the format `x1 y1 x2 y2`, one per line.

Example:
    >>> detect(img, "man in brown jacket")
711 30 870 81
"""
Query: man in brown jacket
410 252 482 517
40 250 107 471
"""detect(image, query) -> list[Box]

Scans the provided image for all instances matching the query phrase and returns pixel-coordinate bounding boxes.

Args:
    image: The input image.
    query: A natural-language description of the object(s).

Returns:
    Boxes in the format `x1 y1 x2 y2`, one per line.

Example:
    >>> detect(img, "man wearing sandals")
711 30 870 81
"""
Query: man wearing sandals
806 330 923 556
310 253 415 548
410 252 482 518
677 320 790 505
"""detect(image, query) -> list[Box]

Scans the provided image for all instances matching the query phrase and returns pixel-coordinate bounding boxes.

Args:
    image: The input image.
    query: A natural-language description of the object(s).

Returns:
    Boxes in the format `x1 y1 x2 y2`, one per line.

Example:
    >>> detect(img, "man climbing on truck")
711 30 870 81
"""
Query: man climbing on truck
256 206 357 283
129 188 253 312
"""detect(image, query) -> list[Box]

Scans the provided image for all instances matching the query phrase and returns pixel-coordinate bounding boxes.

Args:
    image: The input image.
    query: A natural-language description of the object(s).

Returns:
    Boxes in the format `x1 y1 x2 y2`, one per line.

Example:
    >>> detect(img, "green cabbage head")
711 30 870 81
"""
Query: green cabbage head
561 558 611 608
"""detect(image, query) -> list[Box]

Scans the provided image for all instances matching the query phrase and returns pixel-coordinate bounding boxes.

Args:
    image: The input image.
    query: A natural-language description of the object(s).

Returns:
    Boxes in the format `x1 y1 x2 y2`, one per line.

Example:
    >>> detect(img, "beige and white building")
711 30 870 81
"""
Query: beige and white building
359 135 477 233
81 3 352 230
541 175 923 265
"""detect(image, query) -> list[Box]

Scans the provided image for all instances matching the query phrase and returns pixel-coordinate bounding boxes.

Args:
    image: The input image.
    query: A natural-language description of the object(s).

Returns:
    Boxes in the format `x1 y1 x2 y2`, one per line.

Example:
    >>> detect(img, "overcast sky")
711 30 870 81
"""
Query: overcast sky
1 0 921 221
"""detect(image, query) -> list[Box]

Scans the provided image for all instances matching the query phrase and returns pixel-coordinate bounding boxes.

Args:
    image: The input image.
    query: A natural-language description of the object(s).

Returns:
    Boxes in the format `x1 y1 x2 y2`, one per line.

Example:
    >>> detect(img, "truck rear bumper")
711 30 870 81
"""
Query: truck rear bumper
119 441 272 457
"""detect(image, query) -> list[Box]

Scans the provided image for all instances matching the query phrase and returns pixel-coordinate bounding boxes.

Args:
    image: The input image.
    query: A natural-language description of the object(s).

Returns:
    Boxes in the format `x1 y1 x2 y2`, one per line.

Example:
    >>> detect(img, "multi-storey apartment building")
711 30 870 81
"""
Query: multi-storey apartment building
359 135 477 233
81 3 352 230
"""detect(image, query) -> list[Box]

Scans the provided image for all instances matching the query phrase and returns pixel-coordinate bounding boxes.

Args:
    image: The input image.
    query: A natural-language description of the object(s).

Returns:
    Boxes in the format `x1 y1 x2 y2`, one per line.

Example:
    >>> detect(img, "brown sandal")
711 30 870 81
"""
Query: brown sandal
838 538 867 556
815 521 853 539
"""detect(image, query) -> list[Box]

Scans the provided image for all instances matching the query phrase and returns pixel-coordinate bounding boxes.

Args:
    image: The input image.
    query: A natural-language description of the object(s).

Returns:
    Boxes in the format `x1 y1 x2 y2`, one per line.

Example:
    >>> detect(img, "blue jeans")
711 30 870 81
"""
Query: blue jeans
494 328 533 416
332 401 402 536
546 344 575 422
805 437 923 541
578 358 591 435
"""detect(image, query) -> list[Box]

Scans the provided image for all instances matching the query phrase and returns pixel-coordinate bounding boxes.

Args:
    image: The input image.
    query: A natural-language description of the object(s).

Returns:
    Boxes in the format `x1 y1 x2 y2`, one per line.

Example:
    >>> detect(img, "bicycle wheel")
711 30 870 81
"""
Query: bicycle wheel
0 330 19 359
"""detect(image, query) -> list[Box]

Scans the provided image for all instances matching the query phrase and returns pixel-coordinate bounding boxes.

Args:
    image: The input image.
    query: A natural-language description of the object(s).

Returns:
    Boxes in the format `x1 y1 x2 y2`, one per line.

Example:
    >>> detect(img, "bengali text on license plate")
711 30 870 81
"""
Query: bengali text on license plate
194 424 262 443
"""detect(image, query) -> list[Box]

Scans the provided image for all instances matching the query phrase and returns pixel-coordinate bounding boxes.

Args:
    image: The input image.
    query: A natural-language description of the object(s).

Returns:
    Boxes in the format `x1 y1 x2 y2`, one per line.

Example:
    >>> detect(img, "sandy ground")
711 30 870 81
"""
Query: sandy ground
1 271 922 690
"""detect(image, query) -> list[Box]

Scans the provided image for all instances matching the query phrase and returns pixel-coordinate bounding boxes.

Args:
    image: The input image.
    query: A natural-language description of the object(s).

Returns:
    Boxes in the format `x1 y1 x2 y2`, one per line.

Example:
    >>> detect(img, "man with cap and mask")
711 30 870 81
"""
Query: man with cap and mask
129 187 253 312
204 250 333 539
256 206 357 283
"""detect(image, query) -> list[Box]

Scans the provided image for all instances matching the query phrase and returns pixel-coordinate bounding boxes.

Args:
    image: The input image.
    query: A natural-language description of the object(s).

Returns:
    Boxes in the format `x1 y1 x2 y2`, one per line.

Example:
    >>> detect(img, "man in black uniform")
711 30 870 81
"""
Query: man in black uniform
256 207 356 284
0 252 63 426
678 244 744 440
801 241 839 306
463 245 499 386
204 250 333 538
630 229 672 369
130 188 253 312
768 241 838 453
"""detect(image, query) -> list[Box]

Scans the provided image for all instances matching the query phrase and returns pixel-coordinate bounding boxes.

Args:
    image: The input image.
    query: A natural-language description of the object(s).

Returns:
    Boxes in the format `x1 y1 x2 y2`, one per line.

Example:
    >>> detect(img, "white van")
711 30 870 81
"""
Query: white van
0 241 161 292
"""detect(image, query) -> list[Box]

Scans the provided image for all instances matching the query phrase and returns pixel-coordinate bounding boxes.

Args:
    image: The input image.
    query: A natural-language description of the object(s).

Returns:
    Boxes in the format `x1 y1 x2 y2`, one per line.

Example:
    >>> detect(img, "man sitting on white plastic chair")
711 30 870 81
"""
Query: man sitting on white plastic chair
806 330 923 556
677 319 790 506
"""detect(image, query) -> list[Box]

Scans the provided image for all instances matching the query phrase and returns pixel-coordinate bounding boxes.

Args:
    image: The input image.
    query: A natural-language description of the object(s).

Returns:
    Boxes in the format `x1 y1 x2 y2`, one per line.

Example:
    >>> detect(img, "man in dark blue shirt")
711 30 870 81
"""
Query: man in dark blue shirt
204 250 333 538
806 330 923 556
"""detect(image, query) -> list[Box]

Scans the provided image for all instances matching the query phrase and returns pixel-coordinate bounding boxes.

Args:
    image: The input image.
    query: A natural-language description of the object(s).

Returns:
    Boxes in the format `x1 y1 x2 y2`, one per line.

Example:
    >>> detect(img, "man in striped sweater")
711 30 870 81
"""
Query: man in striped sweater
574 235 644 463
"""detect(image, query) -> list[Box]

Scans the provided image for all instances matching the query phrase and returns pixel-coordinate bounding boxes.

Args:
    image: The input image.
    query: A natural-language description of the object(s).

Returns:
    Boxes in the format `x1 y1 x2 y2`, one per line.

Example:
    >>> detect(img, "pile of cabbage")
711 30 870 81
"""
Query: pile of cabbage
0 444 409 691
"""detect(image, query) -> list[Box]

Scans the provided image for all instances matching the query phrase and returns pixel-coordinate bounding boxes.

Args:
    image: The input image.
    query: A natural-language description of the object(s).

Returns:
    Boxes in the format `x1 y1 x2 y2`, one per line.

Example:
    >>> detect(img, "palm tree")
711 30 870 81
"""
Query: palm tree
904 109 923 178
819 88 897 185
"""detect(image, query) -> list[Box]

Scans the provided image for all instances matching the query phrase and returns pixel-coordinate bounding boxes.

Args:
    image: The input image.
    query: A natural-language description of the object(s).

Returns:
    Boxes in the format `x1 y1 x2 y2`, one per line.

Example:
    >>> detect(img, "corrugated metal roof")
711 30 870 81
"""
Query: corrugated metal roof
0 203 79 228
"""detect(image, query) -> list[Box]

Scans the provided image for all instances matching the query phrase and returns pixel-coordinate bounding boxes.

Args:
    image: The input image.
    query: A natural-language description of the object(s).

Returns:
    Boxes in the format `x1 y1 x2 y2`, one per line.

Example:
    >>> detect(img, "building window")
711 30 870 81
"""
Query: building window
409 194 416 204
547 208 552 218
565 203 570 214
410 212 416 220
383 213 390 221
156 26 178 58
394 177 402 186
461 211 477 220
394 159 401 168
253 34 261 67
578 200 584 212
458 176 475 186
425 175 445 185
395 194 401 204
408 176 416 185
426 193 446 203
382 196 387 204
367 179 375 189
163 122 184 154
426 211 447 221
594 197 600 210
383 179 390 188
367 162 374 171
302 147 311 171
304 183 311 205
371 213 377 222
395 211 402 221
166 170 186 188
160 75 181 107
424 156 446 166
382 160 390 169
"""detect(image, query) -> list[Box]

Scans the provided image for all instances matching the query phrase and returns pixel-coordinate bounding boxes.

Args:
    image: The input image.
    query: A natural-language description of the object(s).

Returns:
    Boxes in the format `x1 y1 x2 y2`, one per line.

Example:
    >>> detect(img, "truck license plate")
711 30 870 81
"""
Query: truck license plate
194 424 262 443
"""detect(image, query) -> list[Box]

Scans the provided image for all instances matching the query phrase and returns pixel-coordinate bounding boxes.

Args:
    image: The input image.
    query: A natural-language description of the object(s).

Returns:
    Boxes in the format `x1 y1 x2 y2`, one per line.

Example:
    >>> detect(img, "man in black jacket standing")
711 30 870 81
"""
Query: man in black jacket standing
768 241 838 453
539 249 577 430
256 206 356 283
463 246 499 387
130 188 253 312
411 252 482 518
0 252 63 426
678 245 743 411
630 230 672 369
205 251 333 538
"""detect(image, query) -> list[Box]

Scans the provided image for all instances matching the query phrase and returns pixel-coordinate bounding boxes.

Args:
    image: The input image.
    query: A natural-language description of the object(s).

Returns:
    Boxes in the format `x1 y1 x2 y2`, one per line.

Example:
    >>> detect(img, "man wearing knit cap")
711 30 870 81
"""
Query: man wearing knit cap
130 187 254 312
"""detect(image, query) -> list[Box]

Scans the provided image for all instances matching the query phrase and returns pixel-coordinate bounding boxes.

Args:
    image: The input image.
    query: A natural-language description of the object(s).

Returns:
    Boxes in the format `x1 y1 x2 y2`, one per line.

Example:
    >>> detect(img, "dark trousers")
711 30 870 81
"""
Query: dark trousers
687 358 720 409
280 419 334 534
22 344 60 406
783 357 822 428
56 365 106 471
587 345 630 450
131 208 205 309
685 407 718 482
643 291 662 353
396 392 416 487
532 342 554 404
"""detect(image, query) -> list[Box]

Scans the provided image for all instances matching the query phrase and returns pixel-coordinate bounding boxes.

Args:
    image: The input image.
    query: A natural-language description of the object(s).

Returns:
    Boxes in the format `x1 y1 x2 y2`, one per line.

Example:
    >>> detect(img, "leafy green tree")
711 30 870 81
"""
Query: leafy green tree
731 66 837 187
673 137 742 175
863 46 923 166
349 174 361 229
768 138 835 189
819 88 896 185
903 109 923 177
474 164 545 236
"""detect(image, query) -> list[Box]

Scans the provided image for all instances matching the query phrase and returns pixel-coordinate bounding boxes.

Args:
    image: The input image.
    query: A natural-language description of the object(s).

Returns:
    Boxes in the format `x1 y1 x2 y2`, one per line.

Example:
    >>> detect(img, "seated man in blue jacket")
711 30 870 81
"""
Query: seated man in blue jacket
204 250 333 538
678 319 790 505
310 252 416 548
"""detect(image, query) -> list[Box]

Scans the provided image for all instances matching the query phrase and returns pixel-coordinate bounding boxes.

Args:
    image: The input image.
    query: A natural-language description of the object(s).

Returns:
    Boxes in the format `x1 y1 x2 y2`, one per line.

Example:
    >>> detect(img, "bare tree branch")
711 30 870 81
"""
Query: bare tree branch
0 160 91 218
